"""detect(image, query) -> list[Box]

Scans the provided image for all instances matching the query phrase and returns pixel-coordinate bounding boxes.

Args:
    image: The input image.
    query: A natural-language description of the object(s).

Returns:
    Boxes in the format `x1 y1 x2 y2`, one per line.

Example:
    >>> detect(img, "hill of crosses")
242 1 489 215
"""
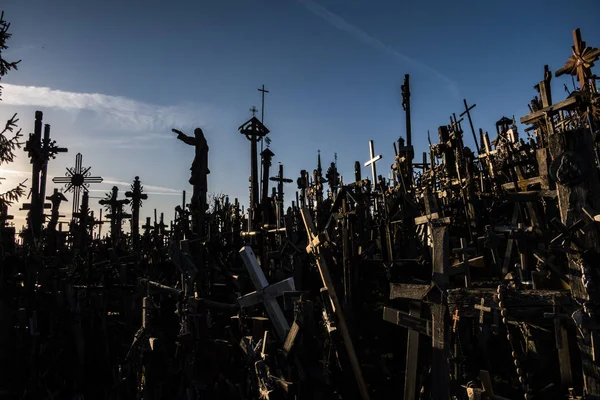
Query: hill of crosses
2 10 600 400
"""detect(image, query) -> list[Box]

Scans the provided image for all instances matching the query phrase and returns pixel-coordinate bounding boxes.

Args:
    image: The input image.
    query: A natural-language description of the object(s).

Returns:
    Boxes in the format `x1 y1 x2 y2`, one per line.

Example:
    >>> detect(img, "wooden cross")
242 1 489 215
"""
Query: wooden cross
383 306 431 337
238 246 295 342
474 298 491 325
460 99 480 153
555 28 600 92
300 208 371 400
52 153 103 215
452 308 460 333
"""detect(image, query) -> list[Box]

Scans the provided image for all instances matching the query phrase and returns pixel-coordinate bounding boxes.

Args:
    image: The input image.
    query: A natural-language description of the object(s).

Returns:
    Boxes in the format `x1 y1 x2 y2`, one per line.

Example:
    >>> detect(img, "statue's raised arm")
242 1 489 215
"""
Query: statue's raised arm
172 128 196 146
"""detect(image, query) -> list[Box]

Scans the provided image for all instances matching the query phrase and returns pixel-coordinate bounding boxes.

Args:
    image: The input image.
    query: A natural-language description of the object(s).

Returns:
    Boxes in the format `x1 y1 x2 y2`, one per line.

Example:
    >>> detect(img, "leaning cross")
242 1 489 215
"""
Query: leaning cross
301 208 371 400
459 99 480 153
238 246 294 342
452 308 460 333
364 140 382 187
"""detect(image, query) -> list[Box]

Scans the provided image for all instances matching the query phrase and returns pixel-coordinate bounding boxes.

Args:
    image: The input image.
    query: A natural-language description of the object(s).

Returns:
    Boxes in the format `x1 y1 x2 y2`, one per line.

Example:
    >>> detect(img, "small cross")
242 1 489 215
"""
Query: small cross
474 298 492 325
250 106 259 117
452 308 460 333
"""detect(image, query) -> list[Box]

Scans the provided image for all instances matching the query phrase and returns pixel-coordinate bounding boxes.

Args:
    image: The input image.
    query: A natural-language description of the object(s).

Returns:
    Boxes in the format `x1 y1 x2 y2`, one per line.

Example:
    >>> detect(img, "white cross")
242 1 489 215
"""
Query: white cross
238 246 295 342
364 140 382 185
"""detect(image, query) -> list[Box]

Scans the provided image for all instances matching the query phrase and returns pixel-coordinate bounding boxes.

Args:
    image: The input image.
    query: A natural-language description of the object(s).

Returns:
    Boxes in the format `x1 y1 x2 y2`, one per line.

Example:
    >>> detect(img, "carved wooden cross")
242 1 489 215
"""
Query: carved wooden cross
555 28 600 92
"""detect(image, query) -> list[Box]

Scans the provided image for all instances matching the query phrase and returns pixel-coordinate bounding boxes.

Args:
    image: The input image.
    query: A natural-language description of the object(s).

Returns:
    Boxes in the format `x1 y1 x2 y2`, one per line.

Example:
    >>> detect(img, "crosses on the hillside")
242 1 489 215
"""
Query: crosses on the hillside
52 153 103 215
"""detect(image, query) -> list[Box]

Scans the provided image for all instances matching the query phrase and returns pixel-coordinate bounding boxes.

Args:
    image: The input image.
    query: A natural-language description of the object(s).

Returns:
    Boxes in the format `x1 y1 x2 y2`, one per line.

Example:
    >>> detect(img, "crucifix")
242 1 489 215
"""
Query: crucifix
364 140 382 211
460 99 480 153
52 152 103 216
125 176 148 250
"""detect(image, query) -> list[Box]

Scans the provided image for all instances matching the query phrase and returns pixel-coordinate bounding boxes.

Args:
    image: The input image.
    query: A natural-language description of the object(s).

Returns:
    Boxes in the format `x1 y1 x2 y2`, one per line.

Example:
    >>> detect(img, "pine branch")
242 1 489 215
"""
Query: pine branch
0 113 23 165
0 179 26 207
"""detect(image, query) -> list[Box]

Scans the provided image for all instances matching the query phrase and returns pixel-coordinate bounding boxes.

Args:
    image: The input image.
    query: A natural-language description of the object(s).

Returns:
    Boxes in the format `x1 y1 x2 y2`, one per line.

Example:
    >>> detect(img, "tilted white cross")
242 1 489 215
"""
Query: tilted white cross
364 140 382 185
238 246 295 342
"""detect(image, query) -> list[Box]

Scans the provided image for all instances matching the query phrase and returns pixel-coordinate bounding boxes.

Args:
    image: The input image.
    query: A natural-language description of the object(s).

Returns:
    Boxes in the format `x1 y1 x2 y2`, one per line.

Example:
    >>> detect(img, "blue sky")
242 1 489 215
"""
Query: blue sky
1 0 599 228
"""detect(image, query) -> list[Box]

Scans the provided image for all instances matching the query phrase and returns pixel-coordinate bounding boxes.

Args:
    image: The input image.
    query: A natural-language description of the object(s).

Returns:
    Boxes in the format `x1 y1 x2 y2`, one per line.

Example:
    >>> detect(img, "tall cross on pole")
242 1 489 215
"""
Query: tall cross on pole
258 85 269 152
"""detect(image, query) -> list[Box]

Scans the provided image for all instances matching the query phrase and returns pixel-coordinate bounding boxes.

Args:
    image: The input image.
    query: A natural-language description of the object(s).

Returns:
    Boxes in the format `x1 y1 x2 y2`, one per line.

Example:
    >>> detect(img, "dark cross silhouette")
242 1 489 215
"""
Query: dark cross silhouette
258 84 269 153
270 163 293 205
238 117 270 229
556 28 600 92
173 128 210 236
99 186 131 246
125 176 148 249
460 99 480 153
250 106 259 117
52 152 103 215
22 111 67 243
72 191 92 252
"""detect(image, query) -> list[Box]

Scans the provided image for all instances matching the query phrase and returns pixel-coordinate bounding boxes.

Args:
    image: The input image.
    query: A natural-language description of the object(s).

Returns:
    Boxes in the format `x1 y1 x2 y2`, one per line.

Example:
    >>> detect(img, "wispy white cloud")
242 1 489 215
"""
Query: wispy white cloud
101 178 182 196
0 169 181 196
298 0 461 98
0 84 225 136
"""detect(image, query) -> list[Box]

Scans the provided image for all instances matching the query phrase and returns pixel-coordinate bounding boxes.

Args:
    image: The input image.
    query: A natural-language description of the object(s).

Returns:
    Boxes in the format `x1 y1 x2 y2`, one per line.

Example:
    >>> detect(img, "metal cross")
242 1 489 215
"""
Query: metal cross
52 153 103 215
250 105 259 117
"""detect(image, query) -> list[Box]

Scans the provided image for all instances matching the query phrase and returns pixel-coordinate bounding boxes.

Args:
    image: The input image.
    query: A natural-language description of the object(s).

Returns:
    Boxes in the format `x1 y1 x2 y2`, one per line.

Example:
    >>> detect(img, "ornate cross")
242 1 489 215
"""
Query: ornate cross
555 28 600 92
52 153 103 215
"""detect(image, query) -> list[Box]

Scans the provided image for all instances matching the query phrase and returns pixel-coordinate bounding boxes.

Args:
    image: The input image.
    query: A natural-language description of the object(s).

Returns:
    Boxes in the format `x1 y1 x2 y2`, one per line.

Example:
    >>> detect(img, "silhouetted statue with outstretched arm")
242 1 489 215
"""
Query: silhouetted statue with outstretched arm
173 128 210 236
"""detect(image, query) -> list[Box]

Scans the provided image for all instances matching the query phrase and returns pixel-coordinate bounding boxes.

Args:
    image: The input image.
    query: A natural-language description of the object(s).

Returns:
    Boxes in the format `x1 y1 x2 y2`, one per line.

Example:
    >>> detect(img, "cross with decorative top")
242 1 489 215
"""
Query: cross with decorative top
555 28 600 93
52 153 103 215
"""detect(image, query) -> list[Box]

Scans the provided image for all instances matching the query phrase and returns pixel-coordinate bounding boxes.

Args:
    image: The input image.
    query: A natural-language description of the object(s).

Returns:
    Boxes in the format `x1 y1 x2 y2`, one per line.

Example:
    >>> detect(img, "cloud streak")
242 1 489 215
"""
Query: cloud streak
0 83 225 136
298 0 460 98
0 169 181 196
